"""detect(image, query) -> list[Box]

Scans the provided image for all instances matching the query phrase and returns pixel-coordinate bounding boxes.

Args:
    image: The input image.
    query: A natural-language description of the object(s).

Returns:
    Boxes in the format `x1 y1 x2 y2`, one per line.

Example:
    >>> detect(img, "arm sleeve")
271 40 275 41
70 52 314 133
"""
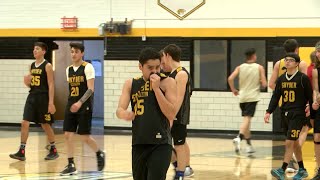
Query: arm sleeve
266 77 282 113
84 63 95 80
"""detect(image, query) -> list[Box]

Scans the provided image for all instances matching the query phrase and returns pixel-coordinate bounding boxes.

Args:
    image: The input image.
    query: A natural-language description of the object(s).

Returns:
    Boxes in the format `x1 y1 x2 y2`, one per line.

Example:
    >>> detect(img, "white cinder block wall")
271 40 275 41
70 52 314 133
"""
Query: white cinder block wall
0 60 33 123
105 61 274 132
0 60 273 132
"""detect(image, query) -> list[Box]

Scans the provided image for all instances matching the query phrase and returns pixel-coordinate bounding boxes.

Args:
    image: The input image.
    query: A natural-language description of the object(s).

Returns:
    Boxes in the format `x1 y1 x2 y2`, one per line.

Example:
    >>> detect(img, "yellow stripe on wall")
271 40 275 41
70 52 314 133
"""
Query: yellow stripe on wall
1 28 320 37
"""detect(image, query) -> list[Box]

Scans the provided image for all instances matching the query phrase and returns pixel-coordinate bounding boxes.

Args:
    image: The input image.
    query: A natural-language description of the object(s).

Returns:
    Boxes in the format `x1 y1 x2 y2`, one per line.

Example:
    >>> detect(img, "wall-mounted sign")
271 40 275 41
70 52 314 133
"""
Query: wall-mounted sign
158 0 205 20
61 16 78 30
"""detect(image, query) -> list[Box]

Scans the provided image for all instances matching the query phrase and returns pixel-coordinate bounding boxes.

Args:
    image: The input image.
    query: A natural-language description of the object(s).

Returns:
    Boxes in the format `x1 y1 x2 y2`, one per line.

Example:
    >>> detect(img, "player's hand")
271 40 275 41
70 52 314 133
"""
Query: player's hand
313 102 319 111
264 113 270 123
232 90 239 96
70 101 82 113
48 104 56 114
24 74 32 87
150 73 161 89
305 105 310 117
123 111 135 121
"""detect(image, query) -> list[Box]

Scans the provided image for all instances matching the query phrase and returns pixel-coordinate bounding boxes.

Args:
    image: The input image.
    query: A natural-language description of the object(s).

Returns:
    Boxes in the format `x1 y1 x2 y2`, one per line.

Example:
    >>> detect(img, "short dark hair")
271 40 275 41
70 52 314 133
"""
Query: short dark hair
34 42 48 52
284 52 300 62
283 39 299 53
159 49 164 58
70 42 85 52
310 51 317 64
163 44 181 62
139 47 161 65
244 48 256 59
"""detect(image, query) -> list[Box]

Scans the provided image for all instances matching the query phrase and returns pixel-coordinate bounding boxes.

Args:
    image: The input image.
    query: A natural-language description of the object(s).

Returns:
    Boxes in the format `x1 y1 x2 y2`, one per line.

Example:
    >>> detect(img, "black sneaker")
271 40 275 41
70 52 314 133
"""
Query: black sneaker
60 163 77 176
9 149 26 161
97 151 105 171
44 148 59 160
173 176 184 180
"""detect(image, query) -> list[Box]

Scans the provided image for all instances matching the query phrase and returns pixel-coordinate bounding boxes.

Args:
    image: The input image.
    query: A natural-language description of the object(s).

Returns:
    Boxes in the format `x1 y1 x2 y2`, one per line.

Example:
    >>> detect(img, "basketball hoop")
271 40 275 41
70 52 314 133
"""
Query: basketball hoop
61 16 78 30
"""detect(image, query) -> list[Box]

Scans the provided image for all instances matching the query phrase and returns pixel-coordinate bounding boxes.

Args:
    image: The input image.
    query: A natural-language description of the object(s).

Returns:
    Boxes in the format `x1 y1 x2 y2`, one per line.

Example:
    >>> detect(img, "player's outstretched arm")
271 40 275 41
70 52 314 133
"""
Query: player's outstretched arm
116 79 135 121
228 66 240 96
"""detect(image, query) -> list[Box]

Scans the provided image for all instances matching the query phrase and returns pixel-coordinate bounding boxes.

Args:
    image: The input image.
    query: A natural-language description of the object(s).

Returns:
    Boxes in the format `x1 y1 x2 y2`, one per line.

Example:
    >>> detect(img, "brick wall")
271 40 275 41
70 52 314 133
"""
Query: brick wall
104 61 274 131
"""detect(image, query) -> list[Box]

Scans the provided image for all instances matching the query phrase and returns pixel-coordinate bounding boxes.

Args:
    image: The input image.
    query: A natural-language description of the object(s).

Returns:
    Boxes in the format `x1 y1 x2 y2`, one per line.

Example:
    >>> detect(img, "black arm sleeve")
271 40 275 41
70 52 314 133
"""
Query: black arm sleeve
266 77 282 114
302 74 315 116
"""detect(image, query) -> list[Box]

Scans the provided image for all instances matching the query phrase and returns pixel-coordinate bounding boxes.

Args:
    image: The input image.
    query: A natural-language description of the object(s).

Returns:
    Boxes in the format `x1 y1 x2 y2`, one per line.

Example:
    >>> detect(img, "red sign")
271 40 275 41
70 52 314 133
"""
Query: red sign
61 16 78 29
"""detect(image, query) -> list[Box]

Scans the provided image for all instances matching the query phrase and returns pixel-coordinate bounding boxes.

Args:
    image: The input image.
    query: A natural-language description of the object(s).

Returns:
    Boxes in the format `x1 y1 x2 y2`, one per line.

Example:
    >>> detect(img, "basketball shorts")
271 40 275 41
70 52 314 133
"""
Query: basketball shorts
63 104 92 135
240 101 258 117
23 93 54 124
281 110 307 140
171 121 187 145
132 144 172 180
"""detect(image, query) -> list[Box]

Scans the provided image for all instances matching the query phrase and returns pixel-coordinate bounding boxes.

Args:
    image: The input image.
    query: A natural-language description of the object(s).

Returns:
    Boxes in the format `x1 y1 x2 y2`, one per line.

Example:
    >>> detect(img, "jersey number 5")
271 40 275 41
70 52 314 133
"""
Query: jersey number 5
71 87 79 96
134 99 144 115
283 90 295 102
31 76 40 86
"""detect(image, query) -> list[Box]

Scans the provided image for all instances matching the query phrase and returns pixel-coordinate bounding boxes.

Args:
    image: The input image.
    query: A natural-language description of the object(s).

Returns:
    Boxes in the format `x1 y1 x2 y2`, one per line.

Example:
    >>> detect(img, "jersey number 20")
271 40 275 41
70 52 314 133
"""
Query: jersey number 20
71 87 79 96
283 90 295 102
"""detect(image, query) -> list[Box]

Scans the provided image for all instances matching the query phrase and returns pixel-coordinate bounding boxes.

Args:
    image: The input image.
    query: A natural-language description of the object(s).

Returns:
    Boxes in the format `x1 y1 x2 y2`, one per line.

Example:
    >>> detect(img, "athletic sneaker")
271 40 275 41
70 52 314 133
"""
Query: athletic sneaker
60 163 77 176
271 168 285 180
9 149 26 161
233 137 241 154
97 151 105 171
286 159 298 173
184 166 194 177
246 145 255 153
44 148 59 160
293 168 308 180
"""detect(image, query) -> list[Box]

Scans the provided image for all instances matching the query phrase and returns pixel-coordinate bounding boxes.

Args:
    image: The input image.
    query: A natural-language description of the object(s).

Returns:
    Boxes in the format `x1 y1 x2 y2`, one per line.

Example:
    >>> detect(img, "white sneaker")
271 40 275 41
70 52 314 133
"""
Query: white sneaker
233 137 241 154
286 159 298 173
246 145 255 153
184 166 194 177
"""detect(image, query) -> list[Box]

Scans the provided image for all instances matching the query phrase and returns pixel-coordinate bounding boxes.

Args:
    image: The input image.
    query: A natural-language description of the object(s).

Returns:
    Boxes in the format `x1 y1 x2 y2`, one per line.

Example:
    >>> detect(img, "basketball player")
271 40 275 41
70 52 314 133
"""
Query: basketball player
161 44 193 180
228 48 267 154
9 42 58 161
60 43 105 175
310 42 320 180
268 39 310 172
116 47 176 180
265 53 313 180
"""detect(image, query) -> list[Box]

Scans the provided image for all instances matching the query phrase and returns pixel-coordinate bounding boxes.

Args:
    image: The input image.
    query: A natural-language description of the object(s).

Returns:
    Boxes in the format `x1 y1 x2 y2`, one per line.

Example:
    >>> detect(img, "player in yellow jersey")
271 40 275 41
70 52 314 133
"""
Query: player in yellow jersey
269 39 310 173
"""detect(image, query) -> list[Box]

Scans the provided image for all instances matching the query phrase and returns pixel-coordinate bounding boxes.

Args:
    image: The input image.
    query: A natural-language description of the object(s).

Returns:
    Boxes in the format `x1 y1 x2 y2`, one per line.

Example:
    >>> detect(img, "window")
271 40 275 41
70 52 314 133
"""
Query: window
193 40 266 91
194 40 228 90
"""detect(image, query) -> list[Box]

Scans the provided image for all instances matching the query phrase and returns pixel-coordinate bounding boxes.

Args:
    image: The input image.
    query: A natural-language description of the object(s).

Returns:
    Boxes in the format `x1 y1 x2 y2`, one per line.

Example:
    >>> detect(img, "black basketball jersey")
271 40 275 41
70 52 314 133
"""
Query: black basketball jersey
67 62 92 110
267 71 313 113
29 60 49 94
169 66 191 125
130 76 171 145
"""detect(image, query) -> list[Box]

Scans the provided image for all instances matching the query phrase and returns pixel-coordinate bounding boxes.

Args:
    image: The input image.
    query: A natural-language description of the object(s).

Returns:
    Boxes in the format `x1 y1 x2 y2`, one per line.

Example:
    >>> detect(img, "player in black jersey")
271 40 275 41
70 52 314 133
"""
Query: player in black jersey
265 53 313 180
9 42 58 161
60 43 105 176
161 44 193 180
309 41 320 180
116 47 176 180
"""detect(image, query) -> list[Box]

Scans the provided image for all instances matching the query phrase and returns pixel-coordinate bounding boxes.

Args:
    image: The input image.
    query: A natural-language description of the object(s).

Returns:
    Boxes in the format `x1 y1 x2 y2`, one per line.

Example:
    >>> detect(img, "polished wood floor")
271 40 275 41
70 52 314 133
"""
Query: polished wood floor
0 129 317 180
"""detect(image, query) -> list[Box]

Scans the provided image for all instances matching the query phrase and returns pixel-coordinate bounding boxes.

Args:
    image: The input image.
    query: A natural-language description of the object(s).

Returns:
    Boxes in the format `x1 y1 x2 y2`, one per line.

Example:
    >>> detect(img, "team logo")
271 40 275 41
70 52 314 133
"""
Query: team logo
158 0 205 20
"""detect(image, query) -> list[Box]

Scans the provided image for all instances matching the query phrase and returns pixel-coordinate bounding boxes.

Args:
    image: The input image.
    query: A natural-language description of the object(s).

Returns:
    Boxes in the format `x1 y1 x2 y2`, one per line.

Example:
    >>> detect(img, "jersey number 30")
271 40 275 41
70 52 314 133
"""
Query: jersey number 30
283 90 295 102
134 99 144 115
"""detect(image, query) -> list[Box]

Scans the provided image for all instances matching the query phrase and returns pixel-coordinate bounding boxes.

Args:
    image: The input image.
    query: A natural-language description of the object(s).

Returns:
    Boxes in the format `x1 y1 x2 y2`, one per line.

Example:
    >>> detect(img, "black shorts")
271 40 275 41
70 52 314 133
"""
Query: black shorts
23 93 54 124
314 110 320 133
63 105 92 135
240 101 258 117
132 144 172 180
171 121 187 145
281 111 307 140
